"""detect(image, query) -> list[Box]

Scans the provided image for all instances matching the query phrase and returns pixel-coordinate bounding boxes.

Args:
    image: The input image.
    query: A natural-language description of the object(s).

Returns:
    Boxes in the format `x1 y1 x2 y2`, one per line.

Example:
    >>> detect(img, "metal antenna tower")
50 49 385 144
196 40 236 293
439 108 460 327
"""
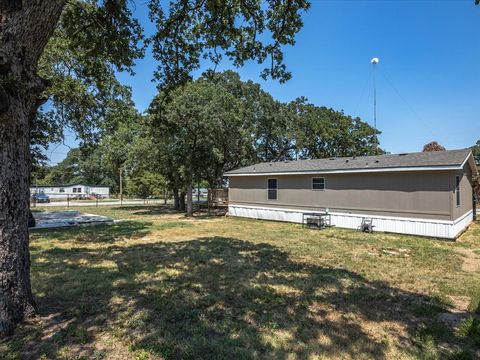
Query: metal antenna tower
371 57 379 131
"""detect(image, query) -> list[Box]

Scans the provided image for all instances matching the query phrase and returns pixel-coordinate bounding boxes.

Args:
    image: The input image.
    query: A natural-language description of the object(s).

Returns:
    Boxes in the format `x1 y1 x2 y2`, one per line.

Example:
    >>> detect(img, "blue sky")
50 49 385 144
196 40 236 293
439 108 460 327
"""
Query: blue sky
47 0 480 164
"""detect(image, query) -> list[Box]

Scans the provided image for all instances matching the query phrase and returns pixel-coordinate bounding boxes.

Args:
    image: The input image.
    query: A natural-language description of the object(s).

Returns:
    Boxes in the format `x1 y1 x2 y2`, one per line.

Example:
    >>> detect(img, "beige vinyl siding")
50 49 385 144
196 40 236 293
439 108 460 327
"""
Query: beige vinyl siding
229 171 455 221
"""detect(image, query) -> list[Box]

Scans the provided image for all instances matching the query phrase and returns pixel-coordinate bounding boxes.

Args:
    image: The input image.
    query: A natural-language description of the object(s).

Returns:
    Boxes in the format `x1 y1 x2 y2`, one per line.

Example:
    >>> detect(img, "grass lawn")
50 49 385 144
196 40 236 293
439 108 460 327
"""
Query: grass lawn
2 205 480 359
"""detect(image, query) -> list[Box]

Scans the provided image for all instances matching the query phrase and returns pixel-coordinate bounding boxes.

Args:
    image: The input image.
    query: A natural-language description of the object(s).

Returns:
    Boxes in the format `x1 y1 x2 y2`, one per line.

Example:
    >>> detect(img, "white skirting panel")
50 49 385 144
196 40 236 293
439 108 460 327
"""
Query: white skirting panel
450 210 474 238
228 205 474 239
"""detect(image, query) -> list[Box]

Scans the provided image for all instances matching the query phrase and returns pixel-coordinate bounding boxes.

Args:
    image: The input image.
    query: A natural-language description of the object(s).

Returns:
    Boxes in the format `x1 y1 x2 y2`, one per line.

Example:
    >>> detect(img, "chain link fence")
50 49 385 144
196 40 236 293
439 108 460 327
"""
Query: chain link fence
30 192 166 208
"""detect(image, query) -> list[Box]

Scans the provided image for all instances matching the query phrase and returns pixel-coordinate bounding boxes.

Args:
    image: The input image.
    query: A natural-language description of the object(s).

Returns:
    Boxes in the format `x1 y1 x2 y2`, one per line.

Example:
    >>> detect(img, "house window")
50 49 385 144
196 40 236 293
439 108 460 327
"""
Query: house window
455 175 460 207
73 188 77 193
77 188 82 193
268 178 277 200
59 188 65 193
312 177 325 190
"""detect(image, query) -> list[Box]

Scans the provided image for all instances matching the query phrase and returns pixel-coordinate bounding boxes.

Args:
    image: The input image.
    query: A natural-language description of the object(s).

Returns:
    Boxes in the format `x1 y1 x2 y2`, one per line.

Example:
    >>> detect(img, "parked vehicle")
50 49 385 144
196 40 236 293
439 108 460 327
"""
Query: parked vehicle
31 193 50 203
92 193 106 199
192 188 208 197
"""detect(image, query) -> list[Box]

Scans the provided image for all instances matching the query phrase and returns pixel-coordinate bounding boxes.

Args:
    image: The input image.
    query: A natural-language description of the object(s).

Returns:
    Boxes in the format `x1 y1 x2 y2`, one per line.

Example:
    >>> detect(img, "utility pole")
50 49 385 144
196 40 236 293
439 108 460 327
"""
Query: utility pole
119 168 123 206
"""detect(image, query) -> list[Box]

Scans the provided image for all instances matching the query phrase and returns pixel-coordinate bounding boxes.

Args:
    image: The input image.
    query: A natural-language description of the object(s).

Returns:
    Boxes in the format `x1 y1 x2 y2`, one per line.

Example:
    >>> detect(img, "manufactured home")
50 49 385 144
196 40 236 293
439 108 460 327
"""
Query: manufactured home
30 184 110 199
225 149 478 239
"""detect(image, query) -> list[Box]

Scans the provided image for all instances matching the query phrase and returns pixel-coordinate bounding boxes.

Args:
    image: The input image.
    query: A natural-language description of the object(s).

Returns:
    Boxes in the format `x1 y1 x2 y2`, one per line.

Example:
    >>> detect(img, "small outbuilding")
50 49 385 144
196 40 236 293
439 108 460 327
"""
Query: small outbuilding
225 149 478 239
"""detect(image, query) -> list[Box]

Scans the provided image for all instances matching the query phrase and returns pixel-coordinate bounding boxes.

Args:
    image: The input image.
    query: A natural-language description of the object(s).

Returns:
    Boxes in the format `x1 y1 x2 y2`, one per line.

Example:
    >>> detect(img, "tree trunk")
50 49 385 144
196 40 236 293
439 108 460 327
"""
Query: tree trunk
173 190 179 210
185 162 193 217
0 100 36 336
179 192 186 212
186 181 193 217
0 0 64 337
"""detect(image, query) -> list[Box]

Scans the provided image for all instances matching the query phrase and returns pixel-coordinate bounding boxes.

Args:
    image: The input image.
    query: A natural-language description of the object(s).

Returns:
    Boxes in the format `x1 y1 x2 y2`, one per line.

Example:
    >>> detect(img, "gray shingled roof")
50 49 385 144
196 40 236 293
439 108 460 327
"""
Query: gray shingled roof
225 149 473 175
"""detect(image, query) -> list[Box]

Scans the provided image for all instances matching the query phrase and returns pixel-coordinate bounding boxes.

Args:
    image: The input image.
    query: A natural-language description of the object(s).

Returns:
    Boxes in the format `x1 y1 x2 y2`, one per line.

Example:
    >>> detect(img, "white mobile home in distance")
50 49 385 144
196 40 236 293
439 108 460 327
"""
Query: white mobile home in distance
30 184 110 199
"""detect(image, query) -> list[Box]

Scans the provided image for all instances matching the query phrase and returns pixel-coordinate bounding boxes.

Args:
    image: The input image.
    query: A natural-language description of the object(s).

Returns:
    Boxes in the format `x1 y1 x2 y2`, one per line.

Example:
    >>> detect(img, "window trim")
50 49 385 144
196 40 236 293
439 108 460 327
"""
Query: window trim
311 177 326 191
267 178 278 200
455 175 461 207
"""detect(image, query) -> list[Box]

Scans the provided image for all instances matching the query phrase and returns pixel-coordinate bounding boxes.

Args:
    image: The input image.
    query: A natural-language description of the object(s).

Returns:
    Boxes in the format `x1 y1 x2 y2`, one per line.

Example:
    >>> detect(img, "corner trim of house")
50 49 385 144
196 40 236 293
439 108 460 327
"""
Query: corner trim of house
451 209 474 239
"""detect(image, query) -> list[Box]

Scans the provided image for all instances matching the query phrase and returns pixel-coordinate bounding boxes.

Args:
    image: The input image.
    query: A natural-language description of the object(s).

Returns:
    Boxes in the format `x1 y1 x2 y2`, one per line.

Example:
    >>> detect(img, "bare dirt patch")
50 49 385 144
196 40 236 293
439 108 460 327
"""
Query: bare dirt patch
455 248 480 273
366 246 411 257
437 296 471 328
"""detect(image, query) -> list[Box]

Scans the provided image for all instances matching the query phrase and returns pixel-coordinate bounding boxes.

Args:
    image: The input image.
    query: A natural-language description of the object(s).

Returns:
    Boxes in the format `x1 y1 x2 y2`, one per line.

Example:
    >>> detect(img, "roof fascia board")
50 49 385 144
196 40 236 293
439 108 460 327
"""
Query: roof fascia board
460 152 470 168
463 152 478 176
226 165 462 177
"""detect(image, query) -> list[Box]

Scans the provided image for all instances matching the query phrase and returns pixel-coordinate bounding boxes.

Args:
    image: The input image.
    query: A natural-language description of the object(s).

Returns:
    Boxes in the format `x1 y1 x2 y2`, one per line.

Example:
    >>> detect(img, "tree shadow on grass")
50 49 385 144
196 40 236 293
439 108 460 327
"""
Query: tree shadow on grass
110 205 181 217
6 233 470 359
110 204 226 220
29 220 152 244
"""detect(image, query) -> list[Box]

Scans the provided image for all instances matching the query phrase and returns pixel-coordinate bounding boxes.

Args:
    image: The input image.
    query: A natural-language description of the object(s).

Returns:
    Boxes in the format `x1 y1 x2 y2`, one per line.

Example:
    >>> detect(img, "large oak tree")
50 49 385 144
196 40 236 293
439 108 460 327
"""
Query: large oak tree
0 0 310 336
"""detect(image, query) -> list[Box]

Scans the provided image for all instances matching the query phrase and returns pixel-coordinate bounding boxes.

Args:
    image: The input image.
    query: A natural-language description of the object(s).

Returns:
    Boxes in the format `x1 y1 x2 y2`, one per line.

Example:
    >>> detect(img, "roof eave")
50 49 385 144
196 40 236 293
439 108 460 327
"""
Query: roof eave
464 151 479 176
30 184 110 188
225 164 464 177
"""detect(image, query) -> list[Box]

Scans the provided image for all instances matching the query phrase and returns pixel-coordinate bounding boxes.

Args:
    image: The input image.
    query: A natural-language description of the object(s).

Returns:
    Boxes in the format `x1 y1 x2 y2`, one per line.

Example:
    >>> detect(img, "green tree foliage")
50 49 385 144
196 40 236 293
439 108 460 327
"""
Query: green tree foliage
30 111 63 170
34 149 83 186
126 171 167 199
470 140 480 198
32 0 311 159
202 70 294 163
151 79 244 215
33 106 147 194
292 98 381 159
422 141 446 152
201 71 381 162
33 147 118 191
31 1 145 163
252 93 296 161
470 140 480 161
99 114 147 192
148 0 310 89
29 0 313 186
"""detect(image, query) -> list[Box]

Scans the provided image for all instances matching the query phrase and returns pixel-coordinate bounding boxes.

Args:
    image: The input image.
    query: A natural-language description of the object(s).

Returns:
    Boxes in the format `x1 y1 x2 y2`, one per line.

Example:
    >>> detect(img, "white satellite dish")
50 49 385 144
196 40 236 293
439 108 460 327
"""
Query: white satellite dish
371 57 379 64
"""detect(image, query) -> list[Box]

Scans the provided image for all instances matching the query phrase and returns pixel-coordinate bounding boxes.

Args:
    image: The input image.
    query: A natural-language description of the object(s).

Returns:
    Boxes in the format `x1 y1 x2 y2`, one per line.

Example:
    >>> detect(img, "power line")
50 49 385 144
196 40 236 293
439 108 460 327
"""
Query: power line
46 151 69 155
378 68 437 140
